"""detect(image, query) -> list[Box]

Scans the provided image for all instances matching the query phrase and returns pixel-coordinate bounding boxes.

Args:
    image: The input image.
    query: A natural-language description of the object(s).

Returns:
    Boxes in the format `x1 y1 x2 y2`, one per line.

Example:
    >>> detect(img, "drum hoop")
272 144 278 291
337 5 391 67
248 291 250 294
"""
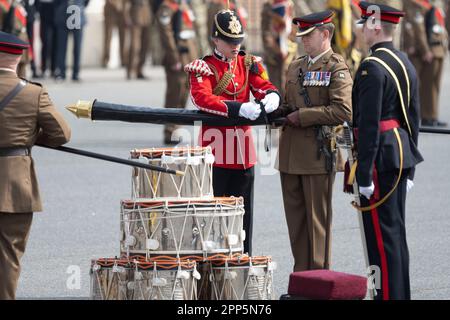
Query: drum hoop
121 197 244 208
92 258 197 271
130 146 211 158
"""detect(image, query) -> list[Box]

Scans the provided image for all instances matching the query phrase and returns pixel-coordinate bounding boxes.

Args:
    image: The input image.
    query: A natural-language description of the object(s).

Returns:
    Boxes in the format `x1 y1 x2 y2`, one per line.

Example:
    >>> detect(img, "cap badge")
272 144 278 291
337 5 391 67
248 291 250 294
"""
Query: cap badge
229 15 242 35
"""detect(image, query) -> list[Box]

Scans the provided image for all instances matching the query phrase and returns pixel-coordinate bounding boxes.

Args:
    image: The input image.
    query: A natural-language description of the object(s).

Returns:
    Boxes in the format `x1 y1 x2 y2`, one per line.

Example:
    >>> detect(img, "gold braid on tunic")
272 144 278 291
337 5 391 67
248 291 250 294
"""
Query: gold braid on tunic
209 54 254 96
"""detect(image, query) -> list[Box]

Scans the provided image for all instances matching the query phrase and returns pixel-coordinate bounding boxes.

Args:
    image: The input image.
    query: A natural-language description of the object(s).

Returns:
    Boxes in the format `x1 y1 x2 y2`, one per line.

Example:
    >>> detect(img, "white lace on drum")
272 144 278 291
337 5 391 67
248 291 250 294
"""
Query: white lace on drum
130 146 215 199
198 256 276 300
90 258 200 300
120 198 245 258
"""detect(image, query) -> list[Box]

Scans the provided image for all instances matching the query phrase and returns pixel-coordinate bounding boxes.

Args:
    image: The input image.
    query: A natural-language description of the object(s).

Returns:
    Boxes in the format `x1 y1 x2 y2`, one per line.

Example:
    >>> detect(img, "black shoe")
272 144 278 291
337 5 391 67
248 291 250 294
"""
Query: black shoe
421 119 434 127
435 120 448 127
54 75 65 82
423 119 448 127
164 136 182 145
137 73 149 80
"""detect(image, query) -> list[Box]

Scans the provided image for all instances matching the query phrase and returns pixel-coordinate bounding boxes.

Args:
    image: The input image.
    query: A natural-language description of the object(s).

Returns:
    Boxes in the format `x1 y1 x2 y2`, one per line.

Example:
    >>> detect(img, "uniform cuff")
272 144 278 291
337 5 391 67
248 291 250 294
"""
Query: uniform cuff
224 101 242 119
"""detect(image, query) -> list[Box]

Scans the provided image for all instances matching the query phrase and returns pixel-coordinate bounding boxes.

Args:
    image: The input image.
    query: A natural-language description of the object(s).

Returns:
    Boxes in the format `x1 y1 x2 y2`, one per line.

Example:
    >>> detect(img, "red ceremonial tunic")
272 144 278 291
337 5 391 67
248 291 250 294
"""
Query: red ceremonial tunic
188 51 278 169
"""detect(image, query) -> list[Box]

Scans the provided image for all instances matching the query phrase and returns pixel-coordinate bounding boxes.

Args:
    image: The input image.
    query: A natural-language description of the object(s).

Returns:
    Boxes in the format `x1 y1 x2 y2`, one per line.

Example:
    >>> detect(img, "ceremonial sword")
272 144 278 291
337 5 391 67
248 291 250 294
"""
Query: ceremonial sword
340 122 375 300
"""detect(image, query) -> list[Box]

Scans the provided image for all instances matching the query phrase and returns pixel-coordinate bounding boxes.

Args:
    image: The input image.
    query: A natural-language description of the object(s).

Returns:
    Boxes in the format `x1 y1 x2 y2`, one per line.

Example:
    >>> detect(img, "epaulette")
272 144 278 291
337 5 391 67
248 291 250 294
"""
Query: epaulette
330 53 345 63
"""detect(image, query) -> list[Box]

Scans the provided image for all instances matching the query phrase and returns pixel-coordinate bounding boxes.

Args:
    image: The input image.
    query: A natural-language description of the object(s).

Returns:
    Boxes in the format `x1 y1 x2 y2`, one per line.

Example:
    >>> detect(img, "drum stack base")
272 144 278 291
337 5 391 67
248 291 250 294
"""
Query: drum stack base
90 146 276 300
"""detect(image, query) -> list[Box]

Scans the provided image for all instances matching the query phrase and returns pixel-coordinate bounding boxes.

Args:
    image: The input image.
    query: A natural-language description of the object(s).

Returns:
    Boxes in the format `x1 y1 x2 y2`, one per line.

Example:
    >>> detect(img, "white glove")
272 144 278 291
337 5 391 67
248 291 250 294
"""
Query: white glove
407 179 414 193
239 102 261 121
261 92 280 114
359 182 375 200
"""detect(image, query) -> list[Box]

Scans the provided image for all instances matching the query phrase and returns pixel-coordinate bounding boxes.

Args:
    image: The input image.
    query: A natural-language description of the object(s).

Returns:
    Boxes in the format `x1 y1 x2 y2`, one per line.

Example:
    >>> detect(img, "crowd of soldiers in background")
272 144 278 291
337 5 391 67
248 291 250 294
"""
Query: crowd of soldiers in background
1 0 449 126
0 0 89 81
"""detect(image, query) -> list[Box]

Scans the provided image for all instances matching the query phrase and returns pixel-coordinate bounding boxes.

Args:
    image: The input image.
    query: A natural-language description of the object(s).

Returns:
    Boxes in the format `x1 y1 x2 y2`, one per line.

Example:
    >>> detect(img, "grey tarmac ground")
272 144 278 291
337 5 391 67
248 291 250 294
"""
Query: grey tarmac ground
15 61 450 300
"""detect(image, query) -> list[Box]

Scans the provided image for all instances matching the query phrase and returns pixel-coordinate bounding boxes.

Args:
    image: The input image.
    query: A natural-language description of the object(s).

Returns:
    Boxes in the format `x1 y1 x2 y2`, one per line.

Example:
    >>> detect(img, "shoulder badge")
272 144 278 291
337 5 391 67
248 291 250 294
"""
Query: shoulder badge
248 55 269 80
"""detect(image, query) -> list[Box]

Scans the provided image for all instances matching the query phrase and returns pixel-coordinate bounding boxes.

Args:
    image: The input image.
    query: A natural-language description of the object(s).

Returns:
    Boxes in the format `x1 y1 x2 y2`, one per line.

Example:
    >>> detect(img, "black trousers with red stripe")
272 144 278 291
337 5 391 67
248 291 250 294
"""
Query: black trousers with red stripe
360 169 411 300
213 166 254 256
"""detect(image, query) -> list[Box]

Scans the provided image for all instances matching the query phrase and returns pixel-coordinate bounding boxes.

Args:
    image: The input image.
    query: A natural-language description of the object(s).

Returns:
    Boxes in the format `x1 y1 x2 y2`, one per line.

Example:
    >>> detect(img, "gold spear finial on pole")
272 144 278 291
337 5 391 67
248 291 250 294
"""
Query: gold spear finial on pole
66 100 94 119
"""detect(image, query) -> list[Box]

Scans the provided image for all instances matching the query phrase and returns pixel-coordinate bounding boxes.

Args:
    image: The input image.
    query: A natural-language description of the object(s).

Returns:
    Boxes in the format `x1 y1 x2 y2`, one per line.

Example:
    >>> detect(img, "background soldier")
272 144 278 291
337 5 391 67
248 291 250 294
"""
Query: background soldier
404 0 448 127
157 0 198 144
261 0 297 95
0 0 29 77
0 31 71 299
103 0 128 68
54 0 89 81
273 10 352 272
125 0 152 79
327 0 364 75
352 2 424 299
185 9 280 255
22 0 38 78
37 0 57 78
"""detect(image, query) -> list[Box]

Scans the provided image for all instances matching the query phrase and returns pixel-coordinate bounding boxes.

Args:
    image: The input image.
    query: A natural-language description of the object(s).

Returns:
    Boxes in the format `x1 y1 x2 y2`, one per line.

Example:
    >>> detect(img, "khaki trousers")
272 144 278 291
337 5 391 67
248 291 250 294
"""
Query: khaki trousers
163 65 189 139
103 3 128 67
411 56 444 121
127 24 151 77
0 212 33 300
280 173 334 272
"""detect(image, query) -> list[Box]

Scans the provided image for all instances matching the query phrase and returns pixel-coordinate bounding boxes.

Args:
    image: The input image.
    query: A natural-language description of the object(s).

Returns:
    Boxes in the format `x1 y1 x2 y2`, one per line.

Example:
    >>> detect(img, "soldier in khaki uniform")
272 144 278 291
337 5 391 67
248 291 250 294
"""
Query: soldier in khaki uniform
274 10 352 272
103 0 128 68
404 0 448 127
124 0 152 79
0 31 71 300
261 0 297 95
157 0 198 144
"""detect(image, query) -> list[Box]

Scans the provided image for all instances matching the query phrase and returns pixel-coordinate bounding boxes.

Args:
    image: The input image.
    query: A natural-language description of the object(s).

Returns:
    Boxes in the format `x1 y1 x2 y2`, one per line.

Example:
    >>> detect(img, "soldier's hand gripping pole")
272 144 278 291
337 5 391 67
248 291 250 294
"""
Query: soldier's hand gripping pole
37 145 185 176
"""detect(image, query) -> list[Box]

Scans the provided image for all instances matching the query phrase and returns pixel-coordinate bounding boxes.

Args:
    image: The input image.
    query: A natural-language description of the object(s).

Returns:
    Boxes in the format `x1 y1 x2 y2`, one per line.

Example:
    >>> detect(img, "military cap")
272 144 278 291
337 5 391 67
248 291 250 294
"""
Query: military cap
357 1 405 25
292 10 334 37
212 10 245 45
0 31 29 55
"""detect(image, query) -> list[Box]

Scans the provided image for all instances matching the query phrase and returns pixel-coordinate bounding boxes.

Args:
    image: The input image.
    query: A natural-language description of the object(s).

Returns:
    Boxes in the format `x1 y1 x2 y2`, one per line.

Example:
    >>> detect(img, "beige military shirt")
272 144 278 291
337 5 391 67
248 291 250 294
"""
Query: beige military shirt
276 49 353 175
0 70 71 213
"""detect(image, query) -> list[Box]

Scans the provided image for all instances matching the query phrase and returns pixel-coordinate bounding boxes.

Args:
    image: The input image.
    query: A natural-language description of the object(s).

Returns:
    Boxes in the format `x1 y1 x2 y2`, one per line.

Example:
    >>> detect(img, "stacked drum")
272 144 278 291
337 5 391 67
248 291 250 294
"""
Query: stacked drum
90 146 276 300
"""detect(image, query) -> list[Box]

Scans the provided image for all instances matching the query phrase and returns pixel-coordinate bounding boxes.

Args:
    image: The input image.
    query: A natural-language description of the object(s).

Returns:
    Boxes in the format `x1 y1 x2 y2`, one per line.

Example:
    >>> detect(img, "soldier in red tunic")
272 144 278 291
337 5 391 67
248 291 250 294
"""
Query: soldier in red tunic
184 9 280 255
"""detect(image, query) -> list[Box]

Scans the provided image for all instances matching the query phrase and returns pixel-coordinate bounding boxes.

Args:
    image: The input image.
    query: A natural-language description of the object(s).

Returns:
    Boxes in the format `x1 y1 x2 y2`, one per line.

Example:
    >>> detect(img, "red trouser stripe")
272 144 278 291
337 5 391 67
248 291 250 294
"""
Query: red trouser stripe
369 171 390 300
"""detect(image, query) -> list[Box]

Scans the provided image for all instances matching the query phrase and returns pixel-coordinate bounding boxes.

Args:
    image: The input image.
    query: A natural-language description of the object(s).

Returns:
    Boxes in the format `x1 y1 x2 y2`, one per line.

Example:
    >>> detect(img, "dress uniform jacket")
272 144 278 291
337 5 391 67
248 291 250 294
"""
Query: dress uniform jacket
352 42 424 186
277 49 353 175
0 70 71 213
188 50 279 169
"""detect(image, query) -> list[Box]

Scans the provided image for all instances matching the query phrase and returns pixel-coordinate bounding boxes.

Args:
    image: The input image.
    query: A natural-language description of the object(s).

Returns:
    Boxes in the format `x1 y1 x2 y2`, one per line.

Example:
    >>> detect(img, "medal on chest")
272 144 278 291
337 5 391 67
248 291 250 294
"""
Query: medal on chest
303 71 331 87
